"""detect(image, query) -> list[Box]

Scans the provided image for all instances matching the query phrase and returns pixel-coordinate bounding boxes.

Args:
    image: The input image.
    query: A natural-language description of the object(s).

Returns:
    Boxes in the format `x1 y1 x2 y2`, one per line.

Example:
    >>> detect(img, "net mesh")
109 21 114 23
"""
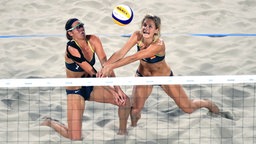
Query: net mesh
0 76 256 143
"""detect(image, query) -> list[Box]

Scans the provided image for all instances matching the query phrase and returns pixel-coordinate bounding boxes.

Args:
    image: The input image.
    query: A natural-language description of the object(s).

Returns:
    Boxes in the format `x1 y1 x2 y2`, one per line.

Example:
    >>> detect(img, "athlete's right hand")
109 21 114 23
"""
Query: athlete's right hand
112 90 126 106
98 64 113 78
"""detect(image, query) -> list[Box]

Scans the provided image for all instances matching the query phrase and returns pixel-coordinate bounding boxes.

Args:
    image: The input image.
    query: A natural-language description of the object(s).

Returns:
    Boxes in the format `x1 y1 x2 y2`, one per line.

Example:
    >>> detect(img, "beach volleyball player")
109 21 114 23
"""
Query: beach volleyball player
41 18 130 140
99 14 220 127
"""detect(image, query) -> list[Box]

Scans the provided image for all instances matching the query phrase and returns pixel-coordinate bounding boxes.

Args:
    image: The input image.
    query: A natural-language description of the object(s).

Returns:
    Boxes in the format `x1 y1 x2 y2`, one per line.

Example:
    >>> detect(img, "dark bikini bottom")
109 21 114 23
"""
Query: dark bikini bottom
136 70 174 77
66 86 93 101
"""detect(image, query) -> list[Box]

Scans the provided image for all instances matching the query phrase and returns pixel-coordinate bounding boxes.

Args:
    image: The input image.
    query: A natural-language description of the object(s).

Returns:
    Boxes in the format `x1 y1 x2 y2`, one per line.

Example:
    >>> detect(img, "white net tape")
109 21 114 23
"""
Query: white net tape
1 75 256 87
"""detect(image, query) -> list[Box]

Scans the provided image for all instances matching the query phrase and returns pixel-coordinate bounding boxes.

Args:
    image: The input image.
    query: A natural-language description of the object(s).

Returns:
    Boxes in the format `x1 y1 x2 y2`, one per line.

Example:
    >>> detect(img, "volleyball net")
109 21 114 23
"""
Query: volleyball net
0 75 256 143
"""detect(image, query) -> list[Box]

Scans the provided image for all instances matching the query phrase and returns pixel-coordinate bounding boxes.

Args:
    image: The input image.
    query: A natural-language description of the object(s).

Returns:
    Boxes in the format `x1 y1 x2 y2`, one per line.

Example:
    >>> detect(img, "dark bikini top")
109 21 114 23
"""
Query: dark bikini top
137 40 165 63
65 39 95 72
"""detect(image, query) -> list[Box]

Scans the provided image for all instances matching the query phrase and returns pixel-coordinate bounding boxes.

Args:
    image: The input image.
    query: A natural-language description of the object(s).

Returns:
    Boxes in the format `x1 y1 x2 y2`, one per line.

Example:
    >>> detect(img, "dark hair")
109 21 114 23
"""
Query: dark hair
65 18 78 40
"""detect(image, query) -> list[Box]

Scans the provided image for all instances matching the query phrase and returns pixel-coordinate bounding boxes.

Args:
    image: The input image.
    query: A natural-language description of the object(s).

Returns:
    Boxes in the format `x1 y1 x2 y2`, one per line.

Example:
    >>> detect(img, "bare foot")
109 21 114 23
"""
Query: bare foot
40 116 52 126
205 100 220 114
130 114 141 127
40 116 65 127
117 130 128 135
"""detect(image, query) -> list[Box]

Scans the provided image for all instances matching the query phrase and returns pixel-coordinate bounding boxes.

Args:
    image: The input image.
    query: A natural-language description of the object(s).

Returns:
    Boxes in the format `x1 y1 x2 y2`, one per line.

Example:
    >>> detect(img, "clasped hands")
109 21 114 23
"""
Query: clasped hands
97 64 127 106
97 64 113 78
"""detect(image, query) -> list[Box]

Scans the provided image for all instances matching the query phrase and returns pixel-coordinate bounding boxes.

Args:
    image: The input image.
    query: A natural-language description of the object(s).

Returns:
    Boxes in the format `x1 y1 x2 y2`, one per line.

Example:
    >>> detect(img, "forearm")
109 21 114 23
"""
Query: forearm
104 51 123 66
100 57 133 78
110 55 136 70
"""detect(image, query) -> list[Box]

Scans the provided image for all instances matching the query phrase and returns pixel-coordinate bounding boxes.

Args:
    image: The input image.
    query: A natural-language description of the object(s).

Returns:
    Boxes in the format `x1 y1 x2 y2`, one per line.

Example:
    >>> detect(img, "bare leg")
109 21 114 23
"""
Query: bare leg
130 109 141 127
117 102 131 135
193 99 219 113
41 94 85 140
161 84 219 114
90 86 130 134
40 116 69 138
42 86 130 138
67 95 85 140
130 85 153 127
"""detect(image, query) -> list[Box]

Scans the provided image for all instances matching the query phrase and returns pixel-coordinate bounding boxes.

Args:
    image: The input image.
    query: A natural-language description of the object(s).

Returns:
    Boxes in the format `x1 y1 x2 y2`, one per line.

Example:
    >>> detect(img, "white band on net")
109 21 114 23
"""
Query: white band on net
0 75 256 88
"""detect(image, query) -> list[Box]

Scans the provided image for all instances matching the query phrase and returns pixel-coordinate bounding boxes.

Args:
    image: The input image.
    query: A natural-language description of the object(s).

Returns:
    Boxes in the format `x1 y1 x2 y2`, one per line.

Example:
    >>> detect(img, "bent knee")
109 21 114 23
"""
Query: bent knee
117 96 131 107
125 97 131 105
68 131 82 141
123 98 131 108
70 137 82 141
181 108 194 114
131 107 142 115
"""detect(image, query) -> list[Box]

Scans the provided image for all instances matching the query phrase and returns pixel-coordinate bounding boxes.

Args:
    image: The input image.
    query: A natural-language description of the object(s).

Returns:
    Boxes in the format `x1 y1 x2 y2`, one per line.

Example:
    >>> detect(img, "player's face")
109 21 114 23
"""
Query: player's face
141 19 158 39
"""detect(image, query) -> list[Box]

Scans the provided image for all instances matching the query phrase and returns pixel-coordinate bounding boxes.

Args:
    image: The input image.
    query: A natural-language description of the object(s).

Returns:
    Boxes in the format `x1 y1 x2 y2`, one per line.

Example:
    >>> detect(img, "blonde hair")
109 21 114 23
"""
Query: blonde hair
141 14 161 42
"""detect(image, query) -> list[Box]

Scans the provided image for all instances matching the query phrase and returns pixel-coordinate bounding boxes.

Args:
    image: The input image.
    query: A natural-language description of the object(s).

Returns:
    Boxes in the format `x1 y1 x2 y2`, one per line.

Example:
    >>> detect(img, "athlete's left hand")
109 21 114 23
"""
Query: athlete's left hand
115 87 127 106
98 64 112 77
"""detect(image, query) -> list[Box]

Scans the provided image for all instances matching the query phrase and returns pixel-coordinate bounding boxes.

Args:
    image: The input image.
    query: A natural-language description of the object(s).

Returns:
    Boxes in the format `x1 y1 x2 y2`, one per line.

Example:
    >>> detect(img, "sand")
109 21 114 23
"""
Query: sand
0 0 256 143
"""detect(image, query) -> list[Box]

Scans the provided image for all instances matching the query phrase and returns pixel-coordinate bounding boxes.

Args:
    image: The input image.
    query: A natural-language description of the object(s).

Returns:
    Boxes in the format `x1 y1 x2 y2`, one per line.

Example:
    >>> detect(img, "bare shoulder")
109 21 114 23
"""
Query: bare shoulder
155 38 165 46
86 34 102 48
131 31 143 42
87 34 100 42
151 38 165 53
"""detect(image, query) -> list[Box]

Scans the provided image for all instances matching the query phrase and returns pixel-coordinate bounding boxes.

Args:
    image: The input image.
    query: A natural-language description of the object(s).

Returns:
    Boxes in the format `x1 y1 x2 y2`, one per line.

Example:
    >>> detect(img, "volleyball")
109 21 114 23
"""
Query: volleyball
112 4 133 26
